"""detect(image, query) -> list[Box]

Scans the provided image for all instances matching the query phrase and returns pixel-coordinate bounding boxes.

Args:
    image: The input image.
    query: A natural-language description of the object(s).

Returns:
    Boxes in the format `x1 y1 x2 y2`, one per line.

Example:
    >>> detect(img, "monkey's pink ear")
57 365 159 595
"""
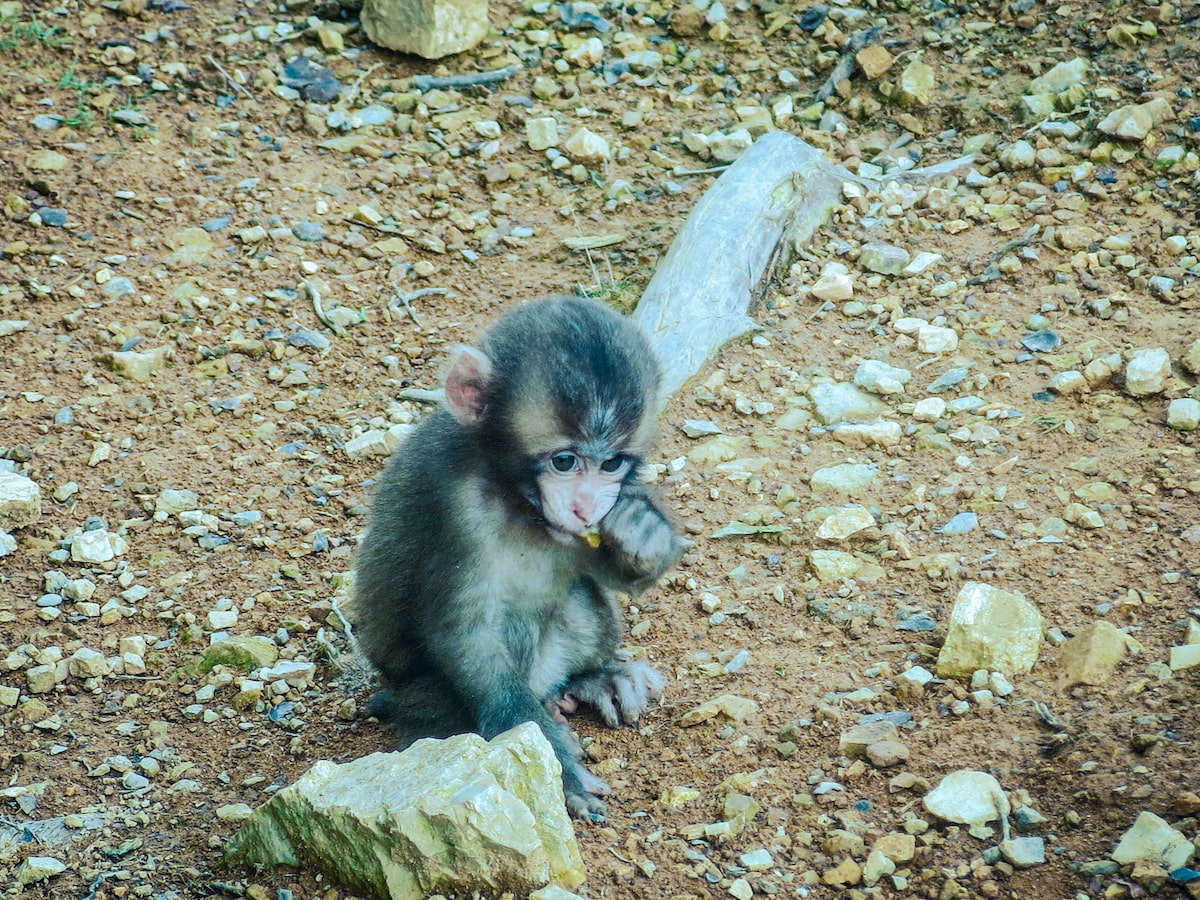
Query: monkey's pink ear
444 346 492 426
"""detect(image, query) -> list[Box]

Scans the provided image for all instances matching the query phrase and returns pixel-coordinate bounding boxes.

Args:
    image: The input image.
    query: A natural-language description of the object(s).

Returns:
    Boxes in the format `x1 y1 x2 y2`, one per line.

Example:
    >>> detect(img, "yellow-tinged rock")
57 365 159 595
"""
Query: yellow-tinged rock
225 723 584 897
936 582 1043 678
27 150 69 172
1060 621 1131 685
1170 643 1200 671
855 44 894 79
687 433 749 465
822 857 862 888
678 693 758 726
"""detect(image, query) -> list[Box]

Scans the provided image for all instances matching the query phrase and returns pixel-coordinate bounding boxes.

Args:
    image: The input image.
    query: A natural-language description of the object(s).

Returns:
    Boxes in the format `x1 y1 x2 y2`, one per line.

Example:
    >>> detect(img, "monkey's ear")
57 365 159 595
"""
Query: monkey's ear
444 346 493 426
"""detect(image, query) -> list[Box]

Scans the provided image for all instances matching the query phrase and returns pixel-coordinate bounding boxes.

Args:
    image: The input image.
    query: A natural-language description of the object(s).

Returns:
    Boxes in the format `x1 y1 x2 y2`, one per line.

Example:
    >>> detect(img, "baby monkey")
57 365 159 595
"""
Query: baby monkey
354 296 682 820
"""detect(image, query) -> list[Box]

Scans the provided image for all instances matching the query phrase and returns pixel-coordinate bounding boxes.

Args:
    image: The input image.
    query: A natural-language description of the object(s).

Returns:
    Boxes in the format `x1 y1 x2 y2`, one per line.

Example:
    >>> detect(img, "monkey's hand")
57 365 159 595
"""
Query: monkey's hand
555 661 664 728
597 486 682 590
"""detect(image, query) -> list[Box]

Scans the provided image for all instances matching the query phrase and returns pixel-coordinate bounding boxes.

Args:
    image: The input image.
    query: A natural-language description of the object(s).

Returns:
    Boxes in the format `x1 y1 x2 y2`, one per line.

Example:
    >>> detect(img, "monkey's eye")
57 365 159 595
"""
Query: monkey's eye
550 453 579 473
599 456 627 474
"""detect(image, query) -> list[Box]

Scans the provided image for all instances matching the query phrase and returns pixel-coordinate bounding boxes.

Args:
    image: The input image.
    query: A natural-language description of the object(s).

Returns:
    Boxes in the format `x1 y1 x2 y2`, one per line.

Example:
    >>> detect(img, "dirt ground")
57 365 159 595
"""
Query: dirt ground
1 0 1198 898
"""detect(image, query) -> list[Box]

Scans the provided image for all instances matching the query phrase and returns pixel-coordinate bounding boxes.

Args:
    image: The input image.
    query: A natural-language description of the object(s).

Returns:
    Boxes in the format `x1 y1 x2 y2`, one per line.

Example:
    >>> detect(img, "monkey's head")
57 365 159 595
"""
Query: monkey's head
442 297 662 542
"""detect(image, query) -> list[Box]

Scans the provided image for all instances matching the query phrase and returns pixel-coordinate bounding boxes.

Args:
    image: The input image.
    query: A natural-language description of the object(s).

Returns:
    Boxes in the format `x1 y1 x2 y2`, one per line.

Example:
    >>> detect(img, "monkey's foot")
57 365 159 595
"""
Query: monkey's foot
559 662 664 728
565 764 611 823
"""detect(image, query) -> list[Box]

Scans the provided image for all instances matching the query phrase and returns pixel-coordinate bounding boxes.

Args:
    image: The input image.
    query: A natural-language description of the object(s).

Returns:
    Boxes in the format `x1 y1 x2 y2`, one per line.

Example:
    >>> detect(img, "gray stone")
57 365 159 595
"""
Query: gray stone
1170 643 1200 671
101 276 135 297
811 266 854 301
809 383 888 424
917 324 958 353
69 528 127 564
858 242 911 275
1000 836 1045 868
563 127 611 164
828 420 902 447
163 228 214 268
293 222 325 242
839 719 898 756
854 359 911 395
864 854 902 888
363 0 488 59
345 429 393 459
816 506 876 540
1182 339 1200 375
202 635 281 671
682 419 722 438
809 462 880 493
0 471 41 531
225 723 585 899
1000 139 1036 170
1097 97 1174 142
109 346 171 382
526 117 559 151
68 648 111 679
156 489 199 514
26 664 59 694
897 60 934 106
939 512 978 535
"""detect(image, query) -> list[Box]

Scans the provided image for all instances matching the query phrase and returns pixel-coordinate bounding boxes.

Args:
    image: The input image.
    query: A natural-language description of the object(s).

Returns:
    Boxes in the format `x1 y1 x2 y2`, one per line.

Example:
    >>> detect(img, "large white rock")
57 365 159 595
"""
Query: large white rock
1123 347 1171 396
936 582 1044 678
1167 397 1200 431
563 127 611 164
923 770 1010 827
816 506 876 540
362 0 488 59
1028 56 1088 94
0 471 41 531
225 723 585 899
1111 811 1195 870
69 528 127 564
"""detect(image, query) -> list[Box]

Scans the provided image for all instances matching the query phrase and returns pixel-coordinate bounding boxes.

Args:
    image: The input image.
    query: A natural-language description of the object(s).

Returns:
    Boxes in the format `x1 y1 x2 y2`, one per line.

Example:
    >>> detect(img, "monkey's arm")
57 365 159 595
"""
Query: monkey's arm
595 481 682 593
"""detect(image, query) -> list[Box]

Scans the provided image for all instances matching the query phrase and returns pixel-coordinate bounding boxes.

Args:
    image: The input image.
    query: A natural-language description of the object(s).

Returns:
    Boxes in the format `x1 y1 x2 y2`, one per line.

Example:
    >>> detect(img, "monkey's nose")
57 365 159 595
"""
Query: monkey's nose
571 499 599 529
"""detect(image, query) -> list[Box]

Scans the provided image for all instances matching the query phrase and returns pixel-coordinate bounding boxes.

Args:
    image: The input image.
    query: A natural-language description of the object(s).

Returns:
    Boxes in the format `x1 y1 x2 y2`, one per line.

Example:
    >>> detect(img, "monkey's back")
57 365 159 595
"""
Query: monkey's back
353 409 476 682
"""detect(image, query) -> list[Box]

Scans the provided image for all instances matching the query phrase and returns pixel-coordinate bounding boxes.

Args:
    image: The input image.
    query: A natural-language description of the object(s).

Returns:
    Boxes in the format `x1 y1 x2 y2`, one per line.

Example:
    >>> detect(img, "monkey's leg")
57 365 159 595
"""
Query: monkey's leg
369 674 476 744
432 617 612 821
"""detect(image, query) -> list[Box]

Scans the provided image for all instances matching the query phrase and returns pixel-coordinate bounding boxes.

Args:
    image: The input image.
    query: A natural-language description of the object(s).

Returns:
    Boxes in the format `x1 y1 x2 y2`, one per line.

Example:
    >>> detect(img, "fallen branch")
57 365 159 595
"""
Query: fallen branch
206 54 256 101
388 285 448 327
411 65 519 92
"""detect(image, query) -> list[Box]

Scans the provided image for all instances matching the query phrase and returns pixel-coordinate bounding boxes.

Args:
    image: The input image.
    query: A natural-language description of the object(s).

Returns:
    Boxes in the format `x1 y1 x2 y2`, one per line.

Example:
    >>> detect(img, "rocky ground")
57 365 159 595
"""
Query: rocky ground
1 0 1199 898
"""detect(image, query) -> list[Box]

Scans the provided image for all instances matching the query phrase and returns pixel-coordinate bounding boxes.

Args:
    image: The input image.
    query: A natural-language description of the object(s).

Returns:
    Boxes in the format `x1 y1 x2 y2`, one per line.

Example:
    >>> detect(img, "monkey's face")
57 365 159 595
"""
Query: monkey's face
535 446 631 541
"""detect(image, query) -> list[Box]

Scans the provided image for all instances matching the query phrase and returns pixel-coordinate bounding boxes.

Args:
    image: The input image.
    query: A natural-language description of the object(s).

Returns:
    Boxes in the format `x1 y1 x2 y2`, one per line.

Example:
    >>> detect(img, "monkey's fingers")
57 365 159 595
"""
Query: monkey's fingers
544 692 581 723
609 663 664 725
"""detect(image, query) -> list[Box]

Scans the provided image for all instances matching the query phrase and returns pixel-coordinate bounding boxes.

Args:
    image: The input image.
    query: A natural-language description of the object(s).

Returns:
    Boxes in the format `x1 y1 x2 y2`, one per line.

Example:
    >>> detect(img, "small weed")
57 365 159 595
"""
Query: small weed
576 251 645 313
0 14 70 53
56 66 98 129
1034 415 1063 434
